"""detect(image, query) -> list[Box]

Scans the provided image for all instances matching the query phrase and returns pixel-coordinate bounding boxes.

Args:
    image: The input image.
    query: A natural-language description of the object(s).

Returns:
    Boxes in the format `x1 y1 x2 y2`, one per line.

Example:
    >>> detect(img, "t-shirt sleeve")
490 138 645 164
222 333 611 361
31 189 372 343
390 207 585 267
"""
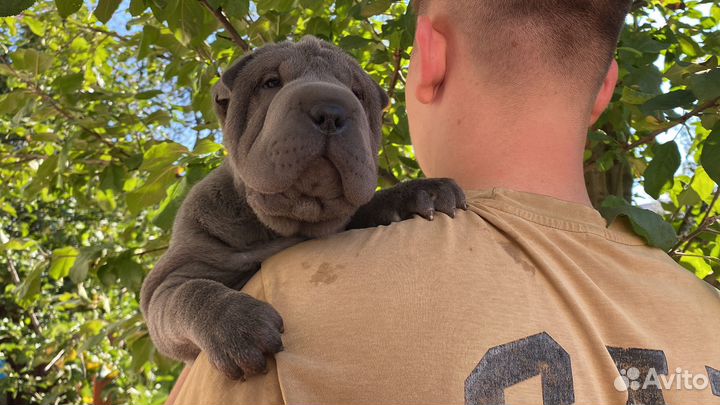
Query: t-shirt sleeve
169 271 285 405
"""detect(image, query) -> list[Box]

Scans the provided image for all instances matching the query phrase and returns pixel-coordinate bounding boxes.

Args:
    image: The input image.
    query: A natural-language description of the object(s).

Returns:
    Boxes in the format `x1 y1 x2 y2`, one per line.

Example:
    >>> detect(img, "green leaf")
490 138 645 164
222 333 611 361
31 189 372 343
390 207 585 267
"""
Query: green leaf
129 0 146 15
640 90 696 115
620 86 655 105
644 141 681 199
15 262 44 305
339 35 371 50
676 34 702 58
360 0 392 17
95 188 117 212
10 49 55 76
130 335 153 370
689 68 720 101
114 254 144 291
1 239 38 251
256 0 293 13
52 72 84 94
138 25 160 59
691 168 717 205
677 186 700 207
126 168 180 215
679 251 714 279
99 164 126 192
134 89 163 100
142 109 172 125
94 0 122 23
49 246 79 280
82 319 107 336
148 177 189 230
222 0 249 18
192 138 222 155
23 17 45 36
55 0 82 18
0 0 35 17
620 31 670 54
139 142 188 174
157 0 216 45
600 196 678 250
700 126 720 184
70 247 101 284
1 201 17 217
0 90 34 116
96 262 117 287
23 154 59 197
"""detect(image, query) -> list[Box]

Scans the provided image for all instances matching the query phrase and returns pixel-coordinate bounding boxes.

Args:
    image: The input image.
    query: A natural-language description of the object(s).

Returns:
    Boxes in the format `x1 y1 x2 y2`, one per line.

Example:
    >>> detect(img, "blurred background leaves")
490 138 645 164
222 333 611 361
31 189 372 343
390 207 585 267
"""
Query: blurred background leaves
0 0 719 403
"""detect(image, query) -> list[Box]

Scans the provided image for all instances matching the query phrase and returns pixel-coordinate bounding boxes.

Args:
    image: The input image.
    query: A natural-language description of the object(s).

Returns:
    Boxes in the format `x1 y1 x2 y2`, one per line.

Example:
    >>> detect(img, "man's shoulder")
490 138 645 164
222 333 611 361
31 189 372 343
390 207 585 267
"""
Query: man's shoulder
264 209 490 266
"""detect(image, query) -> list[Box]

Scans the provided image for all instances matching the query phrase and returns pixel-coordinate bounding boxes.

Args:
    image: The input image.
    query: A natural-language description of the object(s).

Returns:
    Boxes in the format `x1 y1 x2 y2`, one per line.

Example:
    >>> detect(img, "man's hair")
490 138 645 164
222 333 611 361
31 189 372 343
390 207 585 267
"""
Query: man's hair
412 0 632 94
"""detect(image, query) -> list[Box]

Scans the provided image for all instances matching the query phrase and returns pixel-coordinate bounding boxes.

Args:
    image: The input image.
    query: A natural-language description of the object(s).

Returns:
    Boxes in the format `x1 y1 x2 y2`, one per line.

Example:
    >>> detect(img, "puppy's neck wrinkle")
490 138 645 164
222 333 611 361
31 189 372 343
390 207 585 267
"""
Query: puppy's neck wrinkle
220 161 247 198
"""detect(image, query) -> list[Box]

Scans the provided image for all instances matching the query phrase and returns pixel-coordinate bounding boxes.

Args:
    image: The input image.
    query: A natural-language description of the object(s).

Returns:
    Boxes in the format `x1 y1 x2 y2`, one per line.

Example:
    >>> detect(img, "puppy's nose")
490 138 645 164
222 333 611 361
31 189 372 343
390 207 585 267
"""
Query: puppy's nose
309 104 347 134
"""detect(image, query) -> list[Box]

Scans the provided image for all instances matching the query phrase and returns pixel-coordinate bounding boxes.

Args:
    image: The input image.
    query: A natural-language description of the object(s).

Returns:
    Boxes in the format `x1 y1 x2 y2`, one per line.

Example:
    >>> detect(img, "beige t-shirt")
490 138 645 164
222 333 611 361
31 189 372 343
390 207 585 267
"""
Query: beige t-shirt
171 189 720 404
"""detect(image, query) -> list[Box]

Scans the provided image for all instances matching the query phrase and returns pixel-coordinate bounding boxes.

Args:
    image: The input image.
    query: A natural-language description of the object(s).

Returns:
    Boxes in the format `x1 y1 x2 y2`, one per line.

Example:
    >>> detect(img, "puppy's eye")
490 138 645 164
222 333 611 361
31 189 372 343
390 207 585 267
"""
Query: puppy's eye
262 77 282 89
214 95 229 110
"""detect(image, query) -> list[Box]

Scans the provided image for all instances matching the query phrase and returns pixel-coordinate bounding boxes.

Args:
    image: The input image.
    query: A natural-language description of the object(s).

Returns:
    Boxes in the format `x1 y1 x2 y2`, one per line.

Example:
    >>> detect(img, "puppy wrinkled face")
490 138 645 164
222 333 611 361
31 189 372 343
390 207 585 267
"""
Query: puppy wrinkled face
213 37 389 237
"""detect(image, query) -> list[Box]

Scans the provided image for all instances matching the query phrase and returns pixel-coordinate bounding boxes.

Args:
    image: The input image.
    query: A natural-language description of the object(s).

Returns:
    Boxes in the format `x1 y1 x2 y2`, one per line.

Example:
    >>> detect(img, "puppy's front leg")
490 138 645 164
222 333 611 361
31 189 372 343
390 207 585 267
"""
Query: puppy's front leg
142 258 285 380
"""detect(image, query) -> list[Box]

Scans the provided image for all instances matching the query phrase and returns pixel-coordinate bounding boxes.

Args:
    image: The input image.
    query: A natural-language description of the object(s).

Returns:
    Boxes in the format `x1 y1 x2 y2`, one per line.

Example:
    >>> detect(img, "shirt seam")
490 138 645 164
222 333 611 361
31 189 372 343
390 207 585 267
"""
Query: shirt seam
473 200 646 246
259 269 288 404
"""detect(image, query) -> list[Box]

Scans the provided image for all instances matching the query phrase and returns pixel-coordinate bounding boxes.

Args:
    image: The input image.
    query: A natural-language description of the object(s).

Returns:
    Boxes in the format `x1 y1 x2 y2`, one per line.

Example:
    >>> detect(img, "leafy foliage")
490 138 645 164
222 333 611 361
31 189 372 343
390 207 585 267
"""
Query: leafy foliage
0 0 718 403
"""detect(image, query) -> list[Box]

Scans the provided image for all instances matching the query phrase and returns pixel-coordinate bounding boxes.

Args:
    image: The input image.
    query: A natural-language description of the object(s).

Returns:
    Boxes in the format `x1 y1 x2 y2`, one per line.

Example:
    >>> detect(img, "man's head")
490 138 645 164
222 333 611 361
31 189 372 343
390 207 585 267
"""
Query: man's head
214 36 389 237
405 0 632 203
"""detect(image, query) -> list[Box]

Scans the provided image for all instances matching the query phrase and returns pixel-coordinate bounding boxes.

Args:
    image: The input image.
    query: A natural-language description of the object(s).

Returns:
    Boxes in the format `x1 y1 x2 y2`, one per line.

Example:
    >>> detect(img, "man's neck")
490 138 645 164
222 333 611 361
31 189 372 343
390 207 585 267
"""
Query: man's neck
424 93 593 207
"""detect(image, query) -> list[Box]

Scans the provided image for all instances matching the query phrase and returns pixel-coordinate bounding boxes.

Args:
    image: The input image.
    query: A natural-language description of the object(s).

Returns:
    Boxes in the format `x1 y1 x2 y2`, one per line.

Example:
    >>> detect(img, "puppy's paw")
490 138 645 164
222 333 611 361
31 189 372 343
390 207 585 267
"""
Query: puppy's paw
198 293 284 380
389 178 467 220
348 178 467 229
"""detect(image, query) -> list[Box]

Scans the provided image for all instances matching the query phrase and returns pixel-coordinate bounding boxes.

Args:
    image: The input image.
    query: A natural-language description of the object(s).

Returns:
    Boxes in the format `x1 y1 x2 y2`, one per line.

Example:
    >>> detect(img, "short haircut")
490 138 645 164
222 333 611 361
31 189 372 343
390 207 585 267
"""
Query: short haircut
412 0 632 94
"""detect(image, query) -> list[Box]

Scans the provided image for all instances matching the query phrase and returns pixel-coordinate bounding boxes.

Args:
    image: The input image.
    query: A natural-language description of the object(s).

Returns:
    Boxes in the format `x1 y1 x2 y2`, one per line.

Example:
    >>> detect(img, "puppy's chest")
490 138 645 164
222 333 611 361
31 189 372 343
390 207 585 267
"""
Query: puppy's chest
199 189 277 247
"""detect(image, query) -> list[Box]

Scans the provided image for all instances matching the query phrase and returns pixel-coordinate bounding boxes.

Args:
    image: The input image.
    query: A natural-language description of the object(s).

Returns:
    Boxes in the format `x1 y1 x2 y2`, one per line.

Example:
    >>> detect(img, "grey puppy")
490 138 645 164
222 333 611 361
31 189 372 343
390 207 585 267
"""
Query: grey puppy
140 36 466 380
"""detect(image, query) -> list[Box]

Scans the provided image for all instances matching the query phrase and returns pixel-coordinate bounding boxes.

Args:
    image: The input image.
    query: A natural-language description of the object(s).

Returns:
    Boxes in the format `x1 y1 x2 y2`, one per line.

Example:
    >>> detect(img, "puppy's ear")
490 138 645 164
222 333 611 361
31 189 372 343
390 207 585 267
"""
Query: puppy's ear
213 53 255 125
376 82 390 110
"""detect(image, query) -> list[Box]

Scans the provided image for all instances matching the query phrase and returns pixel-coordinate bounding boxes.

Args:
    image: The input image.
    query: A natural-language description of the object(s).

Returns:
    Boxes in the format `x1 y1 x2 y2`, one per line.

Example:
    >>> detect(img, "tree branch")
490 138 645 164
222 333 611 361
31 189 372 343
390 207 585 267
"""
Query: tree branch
630 0 649 12
6 259 43 336
198 0 250 52
0 154 47 166
386 49 403 101
624 97 720 151
672 252 720 265
374 49 405 187
378 167 399 185
670 188 720 253
133 246 169 256
1 60 130 157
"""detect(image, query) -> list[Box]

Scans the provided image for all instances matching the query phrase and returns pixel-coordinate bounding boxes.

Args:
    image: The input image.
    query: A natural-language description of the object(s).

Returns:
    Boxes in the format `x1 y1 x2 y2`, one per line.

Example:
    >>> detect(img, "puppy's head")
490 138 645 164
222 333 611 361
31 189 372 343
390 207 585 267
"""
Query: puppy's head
214 36 389 237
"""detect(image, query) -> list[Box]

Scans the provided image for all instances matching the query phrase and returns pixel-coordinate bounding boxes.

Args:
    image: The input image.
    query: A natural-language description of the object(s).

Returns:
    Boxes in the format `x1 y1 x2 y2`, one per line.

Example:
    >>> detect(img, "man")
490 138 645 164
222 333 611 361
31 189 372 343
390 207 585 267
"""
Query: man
169 1 720 403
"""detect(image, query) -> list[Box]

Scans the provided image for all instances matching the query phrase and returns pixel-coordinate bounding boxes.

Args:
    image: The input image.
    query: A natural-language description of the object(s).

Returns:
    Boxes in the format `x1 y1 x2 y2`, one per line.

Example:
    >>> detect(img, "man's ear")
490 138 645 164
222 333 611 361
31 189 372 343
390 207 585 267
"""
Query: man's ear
413 15 447 104
212 53 254 125
589 59 619 126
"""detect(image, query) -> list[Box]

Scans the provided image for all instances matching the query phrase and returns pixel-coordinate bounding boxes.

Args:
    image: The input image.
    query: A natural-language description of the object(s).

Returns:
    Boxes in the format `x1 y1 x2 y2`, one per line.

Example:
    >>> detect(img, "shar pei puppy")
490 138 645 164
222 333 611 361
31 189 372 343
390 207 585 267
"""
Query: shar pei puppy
140 36 466 380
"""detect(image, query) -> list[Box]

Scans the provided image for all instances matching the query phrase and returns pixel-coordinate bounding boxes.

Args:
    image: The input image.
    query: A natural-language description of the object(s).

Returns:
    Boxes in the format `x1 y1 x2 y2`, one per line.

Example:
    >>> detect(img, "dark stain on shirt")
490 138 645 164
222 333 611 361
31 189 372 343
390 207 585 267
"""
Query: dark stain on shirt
310 262 344 285
499 242 536 274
